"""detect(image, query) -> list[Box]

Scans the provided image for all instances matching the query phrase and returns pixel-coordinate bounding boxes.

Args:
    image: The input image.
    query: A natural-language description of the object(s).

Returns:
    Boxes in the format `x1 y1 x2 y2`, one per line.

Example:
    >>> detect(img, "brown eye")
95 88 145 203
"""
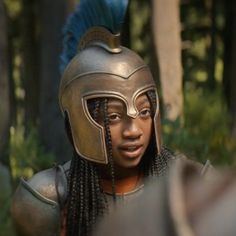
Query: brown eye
139 108 151 118
108 113 121 123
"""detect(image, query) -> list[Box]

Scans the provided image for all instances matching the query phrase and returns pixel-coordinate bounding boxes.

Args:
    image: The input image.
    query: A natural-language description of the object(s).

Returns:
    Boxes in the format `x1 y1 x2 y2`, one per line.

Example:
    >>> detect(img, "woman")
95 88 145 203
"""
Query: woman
11 0 175 235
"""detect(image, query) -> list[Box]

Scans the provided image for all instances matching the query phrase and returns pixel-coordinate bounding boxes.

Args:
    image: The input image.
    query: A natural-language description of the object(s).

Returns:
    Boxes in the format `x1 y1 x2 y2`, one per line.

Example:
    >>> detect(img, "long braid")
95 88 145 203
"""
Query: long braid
103 98 116 201
66 152 80 235
66 155 108 236
92 100 101 121
78 160 85 235
64 109 108 236
144 90 174 177
92 164 108 215
84 161 90 234
88 98 109 210
90 164 97 225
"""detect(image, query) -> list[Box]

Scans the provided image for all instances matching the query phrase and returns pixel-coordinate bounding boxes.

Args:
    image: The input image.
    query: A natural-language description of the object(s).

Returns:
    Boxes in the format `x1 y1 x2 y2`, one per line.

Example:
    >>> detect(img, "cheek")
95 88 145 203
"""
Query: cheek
143 121 153 147
109 125 121 145
143 119 152 138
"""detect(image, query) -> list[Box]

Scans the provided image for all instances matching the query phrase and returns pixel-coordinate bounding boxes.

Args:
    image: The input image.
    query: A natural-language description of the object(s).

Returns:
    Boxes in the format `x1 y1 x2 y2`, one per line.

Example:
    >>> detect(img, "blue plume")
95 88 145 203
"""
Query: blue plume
60 0 129 73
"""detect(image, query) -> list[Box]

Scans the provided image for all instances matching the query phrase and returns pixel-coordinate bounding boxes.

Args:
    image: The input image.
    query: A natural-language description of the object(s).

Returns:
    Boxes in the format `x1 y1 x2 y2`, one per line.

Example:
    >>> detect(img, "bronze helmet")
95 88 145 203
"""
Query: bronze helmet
59 26 162 164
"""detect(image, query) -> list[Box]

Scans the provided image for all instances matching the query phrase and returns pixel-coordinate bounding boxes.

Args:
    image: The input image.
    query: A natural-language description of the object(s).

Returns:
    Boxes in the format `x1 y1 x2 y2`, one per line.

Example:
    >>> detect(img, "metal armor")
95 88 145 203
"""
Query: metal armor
11 162 70 236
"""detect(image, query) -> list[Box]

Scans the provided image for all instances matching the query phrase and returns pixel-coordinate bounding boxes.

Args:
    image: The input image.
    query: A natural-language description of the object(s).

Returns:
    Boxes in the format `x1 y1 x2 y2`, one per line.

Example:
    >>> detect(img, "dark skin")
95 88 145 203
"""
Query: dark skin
96 94 153 193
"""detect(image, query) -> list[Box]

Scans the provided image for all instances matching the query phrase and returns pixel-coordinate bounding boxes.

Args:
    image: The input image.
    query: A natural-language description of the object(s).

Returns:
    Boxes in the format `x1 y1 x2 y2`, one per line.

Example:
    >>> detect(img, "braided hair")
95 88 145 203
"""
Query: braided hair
140 90 173 177
64 91 174 236
64 103 108 236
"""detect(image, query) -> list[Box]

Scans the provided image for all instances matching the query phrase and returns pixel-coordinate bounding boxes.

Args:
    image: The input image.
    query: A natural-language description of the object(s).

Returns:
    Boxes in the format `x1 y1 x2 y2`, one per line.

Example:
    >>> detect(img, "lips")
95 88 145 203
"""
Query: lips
119 144 143 159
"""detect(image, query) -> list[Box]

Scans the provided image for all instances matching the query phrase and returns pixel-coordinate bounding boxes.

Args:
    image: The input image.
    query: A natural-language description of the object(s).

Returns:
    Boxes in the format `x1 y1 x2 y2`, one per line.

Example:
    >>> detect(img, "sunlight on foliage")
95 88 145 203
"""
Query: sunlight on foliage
4 0 22 18
163 88 236 166
10 125 55 180
130 0 151 63
190 37 208 60
215 59 223 82
195 70 207 82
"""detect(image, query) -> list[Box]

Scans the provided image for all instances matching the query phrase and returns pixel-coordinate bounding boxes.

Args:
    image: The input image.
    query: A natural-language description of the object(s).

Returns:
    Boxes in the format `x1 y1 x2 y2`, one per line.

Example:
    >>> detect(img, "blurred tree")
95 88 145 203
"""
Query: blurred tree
152 0 183 121
38 0 72 163
223 0 236 138
207 0 217 89
181 0 224 88
181 0 209 86
5 0 18 128
0 0 10 166
21 0 40 131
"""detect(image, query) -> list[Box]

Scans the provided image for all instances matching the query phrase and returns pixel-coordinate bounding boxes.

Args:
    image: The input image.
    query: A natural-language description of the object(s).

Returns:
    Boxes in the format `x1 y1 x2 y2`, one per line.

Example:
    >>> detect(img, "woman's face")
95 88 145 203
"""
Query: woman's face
105 93 152 169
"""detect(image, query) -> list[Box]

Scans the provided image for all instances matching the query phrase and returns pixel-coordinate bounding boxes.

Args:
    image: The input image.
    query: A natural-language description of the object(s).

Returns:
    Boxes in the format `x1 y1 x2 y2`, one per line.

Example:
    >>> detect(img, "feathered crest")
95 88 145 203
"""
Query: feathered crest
60 0 129 73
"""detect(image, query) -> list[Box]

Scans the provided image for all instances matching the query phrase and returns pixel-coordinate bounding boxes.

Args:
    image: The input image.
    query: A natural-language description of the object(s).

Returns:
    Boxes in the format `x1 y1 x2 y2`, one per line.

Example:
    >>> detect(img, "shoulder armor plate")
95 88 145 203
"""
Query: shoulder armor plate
11 161 71 236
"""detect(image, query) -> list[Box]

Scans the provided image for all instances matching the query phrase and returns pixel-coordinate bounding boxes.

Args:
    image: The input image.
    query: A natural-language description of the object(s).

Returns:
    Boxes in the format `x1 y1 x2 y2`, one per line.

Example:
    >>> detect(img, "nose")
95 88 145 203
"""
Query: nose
122 118 142 140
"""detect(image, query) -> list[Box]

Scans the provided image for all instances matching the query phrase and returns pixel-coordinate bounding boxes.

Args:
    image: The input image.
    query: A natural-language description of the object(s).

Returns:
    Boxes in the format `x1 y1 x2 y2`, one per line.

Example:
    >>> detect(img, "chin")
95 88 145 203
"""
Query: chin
117 157 143 169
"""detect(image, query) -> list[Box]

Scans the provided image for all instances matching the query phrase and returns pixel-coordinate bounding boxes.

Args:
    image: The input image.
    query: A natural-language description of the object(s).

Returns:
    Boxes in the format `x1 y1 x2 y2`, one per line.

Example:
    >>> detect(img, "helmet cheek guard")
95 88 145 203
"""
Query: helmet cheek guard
61 83 108 164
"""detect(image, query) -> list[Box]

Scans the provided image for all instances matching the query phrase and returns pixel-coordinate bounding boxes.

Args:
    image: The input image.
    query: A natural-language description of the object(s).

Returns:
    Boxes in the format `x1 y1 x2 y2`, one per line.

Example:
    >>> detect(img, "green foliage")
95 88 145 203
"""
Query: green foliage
0 165 15 236
0 197 15 236
181 0 225 85
10 125 55 180
4 0 22 19
163 87 236 166
130 0 151 62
